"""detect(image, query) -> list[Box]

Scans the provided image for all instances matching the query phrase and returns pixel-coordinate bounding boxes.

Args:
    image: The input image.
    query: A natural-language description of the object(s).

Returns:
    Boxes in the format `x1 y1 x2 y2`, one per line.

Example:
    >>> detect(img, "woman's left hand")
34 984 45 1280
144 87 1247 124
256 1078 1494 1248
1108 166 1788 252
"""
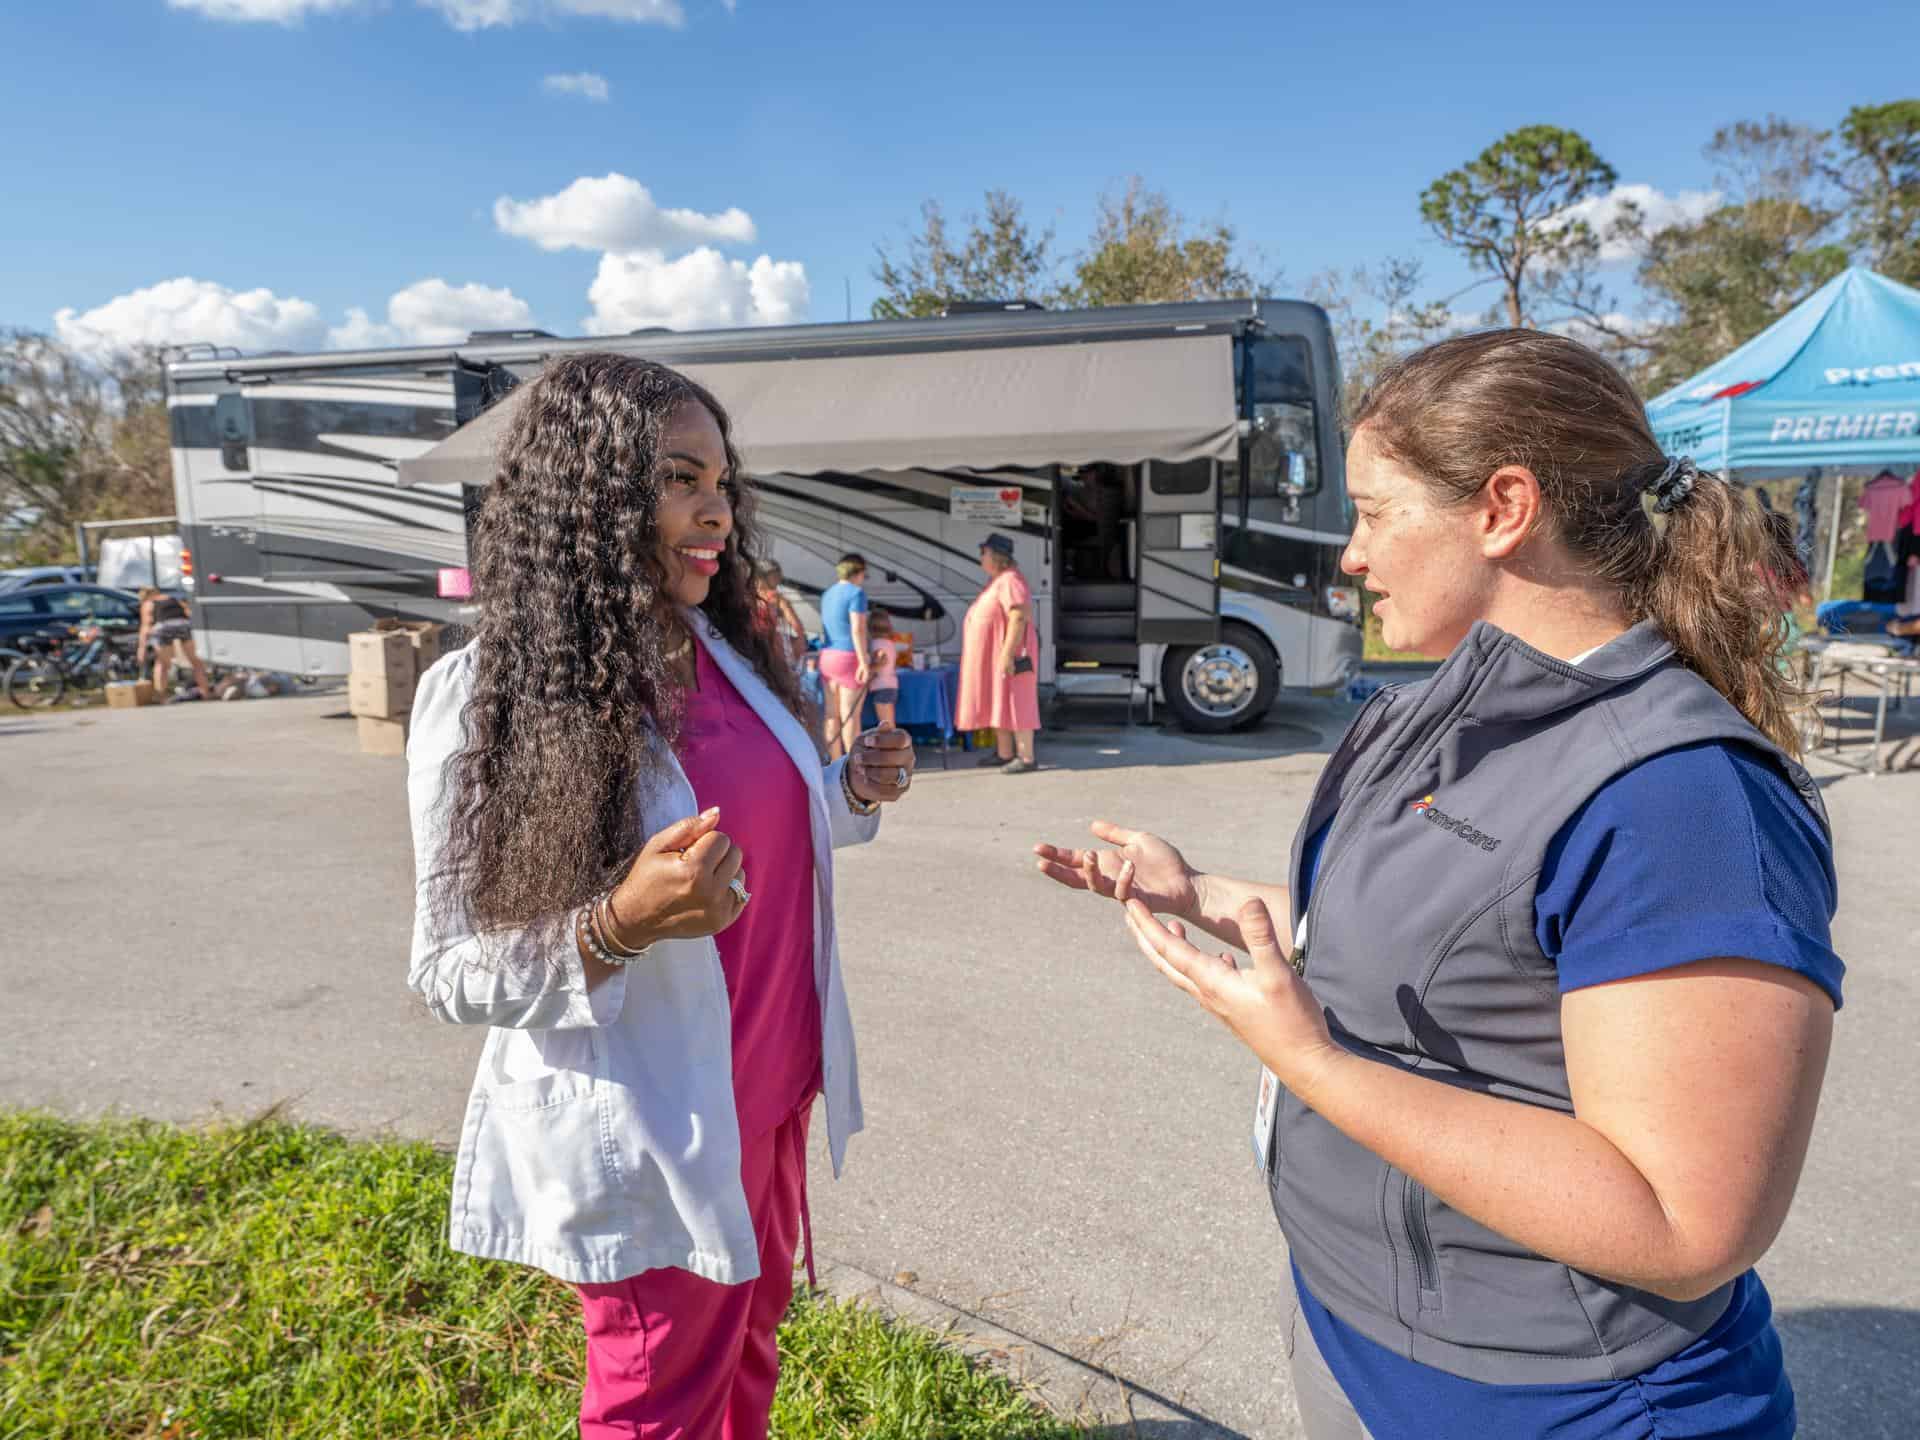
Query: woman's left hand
1122 894 1343 1096
849 728 917 805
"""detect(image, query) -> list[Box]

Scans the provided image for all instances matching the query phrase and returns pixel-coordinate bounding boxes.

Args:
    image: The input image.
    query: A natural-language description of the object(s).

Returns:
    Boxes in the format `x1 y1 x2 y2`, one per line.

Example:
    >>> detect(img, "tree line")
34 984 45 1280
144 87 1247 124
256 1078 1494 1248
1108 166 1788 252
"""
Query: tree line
0 339 173 566
868 100 1920 416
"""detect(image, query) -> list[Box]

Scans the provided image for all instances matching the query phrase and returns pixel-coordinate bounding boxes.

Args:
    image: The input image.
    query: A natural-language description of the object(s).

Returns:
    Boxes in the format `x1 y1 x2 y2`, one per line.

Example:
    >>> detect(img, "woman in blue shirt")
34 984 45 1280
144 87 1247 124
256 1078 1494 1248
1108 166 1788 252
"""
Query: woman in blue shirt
817 553 871 760
1036 331 1841 1439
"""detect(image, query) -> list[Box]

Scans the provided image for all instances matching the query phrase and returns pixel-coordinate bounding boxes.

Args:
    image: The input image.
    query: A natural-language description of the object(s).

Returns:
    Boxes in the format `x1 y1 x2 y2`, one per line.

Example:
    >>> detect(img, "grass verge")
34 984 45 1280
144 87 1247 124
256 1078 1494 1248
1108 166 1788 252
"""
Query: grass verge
0 1111 1078 1440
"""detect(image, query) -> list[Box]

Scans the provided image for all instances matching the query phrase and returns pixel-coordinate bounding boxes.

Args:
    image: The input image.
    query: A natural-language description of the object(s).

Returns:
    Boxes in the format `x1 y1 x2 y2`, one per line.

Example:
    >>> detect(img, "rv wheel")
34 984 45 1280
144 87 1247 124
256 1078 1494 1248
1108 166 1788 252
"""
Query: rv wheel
1161 624 1278 733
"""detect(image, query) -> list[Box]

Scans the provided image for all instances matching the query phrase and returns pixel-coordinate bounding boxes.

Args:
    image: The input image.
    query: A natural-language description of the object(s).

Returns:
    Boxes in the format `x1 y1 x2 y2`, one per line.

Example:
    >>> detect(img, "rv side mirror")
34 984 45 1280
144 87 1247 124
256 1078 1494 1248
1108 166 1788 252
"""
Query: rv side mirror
212 393 251 473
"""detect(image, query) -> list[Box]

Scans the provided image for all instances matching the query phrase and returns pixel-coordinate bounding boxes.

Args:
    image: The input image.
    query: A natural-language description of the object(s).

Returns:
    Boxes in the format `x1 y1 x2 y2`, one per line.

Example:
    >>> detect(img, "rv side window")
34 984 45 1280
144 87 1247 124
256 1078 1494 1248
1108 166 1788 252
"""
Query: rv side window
1149 458 1212 496
212 393 251 473
170 405 219 449
1246 335 1320 509
252 398 455 450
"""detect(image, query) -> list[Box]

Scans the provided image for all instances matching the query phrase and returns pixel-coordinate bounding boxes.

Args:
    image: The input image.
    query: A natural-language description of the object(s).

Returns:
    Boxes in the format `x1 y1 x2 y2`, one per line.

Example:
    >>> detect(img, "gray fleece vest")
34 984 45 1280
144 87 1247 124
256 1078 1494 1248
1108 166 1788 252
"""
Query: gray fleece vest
1273 620 1826 1384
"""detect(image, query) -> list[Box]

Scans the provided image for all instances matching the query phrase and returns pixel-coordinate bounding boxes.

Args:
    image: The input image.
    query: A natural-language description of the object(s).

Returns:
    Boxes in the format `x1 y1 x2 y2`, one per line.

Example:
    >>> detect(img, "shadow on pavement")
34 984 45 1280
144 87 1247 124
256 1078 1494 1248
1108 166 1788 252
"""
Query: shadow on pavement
1000 694 1350 777
1775 1304 1919 1440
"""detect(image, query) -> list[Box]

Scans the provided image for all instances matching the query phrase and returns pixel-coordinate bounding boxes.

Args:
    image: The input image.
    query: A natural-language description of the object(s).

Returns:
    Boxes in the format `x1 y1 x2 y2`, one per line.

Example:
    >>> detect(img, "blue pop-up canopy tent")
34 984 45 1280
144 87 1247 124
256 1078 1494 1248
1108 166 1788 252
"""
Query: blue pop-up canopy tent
1646 267 1920 478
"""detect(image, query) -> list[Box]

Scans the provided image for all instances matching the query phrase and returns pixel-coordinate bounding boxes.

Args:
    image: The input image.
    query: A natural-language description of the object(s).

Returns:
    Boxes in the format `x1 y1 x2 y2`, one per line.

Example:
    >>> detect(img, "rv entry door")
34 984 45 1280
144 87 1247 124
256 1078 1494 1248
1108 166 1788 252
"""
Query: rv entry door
1136 459 1219 645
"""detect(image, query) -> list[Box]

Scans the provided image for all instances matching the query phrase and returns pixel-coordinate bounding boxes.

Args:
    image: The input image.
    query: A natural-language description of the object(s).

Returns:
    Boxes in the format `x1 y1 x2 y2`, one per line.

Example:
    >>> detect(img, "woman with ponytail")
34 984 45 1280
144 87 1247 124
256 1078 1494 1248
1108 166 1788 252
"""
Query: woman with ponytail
1036 330 1841 1439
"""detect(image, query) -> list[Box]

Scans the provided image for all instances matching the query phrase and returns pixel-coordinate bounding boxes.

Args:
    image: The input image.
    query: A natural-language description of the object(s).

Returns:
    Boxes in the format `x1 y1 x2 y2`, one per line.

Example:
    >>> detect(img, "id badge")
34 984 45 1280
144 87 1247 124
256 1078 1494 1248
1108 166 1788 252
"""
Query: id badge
1251 1065 1282 1180
1252 912 1311 1182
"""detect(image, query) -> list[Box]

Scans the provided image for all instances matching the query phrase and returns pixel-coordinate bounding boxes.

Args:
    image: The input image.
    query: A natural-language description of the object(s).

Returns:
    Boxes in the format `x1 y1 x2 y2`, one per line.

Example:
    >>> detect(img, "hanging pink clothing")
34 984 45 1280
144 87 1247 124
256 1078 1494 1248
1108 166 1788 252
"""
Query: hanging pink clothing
576 1103 812 1440
674 637 820 1139
1860 474 1908 543
955 567 1042 732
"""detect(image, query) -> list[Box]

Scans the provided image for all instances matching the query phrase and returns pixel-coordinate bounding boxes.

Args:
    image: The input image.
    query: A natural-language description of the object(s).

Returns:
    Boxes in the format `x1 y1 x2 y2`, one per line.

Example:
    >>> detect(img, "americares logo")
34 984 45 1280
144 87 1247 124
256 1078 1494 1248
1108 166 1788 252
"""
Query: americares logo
1410 794 1501 852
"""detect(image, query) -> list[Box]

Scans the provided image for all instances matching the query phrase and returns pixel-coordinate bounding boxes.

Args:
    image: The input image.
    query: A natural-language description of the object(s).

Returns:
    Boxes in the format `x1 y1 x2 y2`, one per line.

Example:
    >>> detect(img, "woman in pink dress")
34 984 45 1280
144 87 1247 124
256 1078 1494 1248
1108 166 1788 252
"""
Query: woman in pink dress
955 532 1041 773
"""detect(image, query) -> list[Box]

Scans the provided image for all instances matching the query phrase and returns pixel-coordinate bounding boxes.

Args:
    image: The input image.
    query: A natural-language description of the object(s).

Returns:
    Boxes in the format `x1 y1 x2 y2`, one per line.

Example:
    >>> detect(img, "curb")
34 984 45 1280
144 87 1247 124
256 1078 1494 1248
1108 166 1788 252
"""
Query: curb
812 1258 1247 1437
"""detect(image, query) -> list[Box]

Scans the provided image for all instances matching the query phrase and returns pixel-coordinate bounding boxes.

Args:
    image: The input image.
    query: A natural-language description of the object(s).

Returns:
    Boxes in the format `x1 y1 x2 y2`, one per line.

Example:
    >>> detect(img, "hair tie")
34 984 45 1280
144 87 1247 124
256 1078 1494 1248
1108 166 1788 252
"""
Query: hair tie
1646 455 1698 514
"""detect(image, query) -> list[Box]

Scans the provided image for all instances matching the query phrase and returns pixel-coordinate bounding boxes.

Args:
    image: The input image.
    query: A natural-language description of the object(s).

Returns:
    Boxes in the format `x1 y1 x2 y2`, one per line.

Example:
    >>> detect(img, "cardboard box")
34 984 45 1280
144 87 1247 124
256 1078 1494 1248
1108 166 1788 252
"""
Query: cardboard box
350 627 415 682
106 680 156 709
357 715 410 757
348 669 415 720
373 617 445 672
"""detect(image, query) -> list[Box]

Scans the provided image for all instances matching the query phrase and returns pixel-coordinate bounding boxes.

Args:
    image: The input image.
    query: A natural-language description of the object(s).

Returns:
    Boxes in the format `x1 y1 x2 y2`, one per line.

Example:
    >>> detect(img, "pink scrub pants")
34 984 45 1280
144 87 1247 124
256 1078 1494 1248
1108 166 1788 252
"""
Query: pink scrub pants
574 1102 814 1440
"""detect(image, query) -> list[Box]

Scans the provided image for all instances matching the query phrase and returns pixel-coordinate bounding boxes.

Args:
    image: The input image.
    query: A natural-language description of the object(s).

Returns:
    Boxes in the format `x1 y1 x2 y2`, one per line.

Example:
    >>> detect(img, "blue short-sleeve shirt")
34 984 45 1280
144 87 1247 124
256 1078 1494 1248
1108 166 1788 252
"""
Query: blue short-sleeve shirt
1291 738 1842 1440
820 581 868 653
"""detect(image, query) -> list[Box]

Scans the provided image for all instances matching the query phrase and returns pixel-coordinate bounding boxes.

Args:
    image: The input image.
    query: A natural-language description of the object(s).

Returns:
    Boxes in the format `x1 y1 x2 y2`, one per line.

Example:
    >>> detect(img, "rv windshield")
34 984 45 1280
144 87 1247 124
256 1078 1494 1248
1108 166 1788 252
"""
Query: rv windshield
1219 333 1339 597
1245 335 1319 508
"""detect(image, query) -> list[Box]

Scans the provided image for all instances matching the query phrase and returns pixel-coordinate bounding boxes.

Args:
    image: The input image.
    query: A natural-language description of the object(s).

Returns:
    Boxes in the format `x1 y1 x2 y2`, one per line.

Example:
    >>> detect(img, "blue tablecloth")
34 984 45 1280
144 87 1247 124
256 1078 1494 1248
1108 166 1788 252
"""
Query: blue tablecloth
865 664 958 738
1817 599 1898 635
799 663 960 740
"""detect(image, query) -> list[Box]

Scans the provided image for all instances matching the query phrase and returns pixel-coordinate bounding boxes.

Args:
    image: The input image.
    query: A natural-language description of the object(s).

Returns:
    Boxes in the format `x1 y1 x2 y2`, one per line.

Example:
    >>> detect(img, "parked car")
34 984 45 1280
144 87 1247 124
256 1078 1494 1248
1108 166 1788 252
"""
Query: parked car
0 584 143 649
0 565 97 593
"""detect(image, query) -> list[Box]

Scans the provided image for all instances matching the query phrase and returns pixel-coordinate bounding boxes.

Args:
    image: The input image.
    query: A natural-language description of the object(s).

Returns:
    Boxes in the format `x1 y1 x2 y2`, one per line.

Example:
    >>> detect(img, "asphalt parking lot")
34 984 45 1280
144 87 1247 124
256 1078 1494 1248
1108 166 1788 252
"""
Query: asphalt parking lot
3 682 1914 1438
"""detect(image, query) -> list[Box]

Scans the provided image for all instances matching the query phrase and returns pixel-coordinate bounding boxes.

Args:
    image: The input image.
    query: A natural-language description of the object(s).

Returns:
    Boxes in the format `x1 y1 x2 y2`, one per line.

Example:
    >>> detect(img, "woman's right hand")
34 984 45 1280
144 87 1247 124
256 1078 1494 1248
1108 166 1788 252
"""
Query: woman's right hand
1033 821 1199 918
604 808 746 949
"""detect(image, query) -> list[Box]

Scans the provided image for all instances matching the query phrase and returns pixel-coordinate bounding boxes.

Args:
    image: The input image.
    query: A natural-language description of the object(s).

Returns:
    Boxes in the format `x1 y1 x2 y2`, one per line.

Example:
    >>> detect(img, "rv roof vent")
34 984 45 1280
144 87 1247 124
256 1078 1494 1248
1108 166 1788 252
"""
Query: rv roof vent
939 299 1046 317
468 328 557 342
628 326 675 335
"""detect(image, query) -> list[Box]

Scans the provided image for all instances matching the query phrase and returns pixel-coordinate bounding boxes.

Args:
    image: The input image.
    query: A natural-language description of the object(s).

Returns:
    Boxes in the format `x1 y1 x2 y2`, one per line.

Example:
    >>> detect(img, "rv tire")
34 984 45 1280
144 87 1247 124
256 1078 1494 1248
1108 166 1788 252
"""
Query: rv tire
1161 623 1278 733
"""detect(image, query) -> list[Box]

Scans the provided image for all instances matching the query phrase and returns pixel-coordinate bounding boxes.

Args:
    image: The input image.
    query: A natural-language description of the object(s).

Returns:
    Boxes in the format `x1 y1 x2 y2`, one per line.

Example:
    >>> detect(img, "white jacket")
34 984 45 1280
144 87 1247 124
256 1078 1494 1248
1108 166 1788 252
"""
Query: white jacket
405 615 878 1285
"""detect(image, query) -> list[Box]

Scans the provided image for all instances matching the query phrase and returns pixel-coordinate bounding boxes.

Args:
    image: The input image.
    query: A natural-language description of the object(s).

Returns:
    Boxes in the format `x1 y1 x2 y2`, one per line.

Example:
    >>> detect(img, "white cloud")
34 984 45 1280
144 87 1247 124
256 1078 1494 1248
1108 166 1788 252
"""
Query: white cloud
167 0 358 20
495 172 755 253
1548 183 1722 263
543 71 610 102
584 248 808 333
54 277 326 358
1548 310 1656 347
52 276 535 359
327 278 535 348
422 0 682 30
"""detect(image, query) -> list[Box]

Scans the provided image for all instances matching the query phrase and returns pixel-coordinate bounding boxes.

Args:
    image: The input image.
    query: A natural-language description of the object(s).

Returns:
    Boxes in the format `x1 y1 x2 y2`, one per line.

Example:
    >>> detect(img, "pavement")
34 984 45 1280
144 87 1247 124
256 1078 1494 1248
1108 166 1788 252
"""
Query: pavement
2 680 1915 1439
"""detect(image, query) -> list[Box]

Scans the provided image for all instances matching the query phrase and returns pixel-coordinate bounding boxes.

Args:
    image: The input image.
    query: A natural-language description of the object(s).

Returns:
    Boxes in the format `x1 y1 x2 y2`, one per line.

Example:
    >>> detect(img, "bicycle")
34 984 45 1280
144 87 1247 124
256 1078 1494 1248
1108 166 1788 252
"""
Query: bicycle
3 623 143 710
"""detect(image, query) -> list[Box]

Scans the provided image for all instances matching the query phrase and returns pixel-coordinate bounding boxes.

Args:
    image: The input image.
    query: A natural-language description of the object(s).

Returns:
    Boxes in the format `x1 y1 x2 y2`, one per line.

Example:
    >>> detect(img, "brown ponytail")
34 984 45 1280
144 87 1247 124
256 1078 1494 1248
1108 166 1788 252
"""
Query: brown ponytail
1354 330 1809 755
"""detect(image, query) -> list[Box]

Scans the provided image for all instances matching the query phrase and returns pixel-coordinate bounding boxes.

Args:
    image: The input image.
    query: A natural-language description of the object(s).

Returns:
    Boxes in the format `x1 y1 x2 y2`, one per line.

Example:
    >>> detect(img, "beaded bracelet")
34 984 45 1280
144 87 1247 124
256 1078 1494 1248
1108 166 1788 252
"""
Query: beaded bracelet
574 899 615 966
575 889 654 967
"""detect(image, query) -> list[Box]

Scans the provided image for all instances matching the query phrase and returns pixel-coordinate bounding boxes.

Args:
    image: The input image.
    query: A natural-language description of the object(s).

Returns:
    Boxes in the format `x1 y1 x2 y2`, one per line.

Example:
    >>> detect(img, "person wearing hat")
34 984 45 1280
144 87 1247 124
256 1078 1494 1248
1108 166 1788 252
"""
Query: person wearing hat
956 532 1041 773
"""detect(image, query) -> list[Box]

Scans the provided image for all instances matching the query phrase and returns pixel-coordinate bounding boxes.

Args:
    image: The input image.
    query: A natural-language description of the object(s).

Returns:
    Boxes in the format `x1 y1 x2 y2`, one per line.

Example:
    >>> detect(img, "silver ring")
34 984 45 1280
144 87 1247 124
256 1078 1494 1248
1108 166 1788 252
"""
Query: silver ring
729 874 751 907
894 766 908 788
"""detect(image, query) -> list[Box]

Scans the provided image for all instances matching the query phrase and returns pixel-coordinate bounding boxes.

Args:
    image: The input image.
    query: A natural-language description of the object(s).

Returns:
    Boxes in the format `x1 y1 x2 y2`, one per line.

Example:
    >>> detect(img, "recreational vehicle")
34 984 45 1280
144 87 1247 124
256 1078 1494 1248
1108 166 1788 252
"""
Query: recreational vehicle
164 298 1361 730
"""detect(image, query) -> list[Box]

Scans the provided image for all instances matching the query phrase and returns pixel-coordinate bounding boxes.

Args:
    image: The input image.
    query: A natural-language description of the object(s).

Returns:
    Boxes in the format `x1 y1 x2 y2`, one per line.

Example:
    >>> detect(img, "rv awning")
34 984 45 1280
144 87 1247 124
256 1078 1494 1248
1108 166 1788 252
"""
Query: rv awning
396 333 1238 486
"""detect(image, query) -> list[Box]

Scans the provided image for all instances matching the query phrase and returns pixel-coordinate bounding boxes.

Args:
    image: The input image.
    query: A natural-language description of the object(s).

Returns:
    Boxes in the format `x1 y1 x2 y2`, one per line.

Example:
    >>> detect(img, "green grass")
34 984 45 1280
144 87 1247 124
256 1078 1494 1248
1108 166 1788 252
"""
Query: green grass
0 1111 1079 1440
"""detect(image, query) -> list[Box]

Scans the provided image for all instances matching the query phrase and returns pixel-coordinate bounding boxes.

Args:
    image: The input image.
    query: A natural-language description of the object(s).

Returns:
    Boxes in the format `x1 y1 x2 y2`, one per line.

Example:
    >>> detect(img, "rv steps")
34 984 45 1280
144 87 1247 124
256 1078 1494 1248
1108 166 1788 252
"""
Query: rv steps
1055 642 1138 668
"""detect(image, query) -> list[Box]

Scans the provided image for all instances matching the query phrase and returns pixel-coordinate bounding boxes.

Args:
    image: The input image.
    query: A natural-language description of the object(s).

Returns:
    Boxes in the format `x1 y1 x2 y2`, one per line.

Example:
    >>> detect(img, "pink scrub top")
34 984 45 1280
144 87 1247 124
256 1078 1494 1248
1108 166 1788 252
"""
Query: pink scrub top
674 637 820 1140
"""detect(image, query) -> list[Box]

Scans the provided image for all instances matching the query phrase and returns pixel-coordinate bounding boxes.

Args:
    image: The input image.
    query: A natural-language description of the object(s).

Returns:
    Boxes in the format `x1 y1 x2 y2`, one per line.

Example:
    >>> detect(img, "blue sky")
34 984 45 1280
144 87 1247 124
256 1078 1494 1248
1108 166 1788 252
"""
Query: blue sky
5 0 1917 355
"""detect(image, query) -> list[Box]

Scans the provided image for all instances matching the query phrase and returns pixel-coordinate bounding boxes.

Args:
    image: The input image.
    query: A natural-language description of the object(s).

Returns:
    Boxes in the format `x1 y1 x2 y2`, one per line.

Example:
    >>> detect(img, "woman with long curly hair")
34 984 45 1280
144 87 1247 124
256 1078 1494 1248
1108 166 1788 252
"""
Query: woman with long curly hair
405 353 917 1439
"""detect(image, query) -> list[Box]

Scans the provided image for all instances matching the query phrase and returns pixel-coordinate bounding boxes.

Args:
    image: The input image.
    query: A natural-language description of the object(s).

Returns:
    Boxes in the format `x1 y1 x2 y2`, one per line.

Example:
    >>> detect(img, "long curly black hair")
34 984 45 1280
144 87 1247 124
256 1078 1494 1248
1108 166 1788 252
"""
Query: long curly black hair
439 352 805 938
